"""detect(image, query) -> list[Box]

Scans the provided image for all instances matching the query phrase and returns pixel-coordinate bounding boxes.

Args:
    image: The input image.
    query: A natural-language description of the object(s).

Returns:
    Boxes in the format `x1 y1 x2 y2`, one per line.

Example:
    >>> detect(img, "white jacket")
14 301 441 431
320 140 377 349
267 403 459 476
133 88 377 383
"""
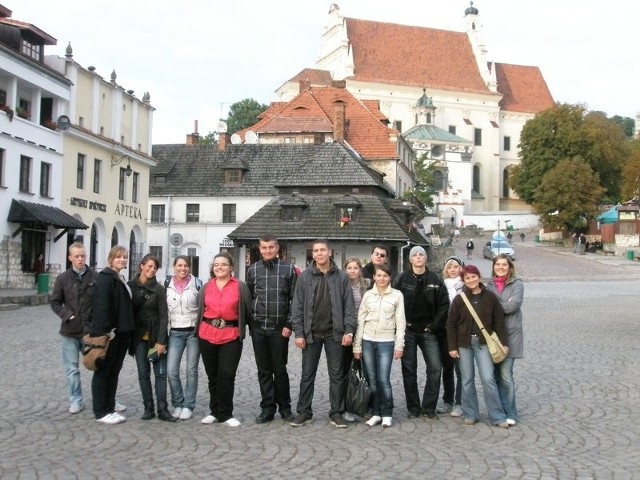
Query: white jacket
166 276 200 329
353 285 405 353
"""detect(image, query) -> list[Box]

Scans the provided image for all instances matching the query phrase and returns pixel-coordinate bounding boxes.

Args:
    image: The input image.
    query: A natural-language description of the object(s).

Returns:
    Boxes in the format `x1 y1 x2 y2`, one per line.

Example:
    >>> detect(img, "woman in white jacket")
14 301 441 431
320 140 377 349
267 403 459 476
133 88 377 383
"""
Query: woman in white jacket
166 256 202 420
353 264 405 428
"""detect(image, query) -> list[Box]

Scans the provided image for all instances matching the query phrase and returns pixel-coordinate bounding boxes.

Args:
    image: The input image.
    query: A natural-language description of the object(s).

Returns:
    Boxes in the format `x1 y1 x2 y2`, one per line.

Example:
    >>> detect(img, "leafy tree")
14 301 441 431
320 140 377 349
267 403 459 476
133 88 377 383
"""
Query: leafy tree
621 140 640 200
532 156 605 231
609 115 636 138
225 98 269 134
199 132 218 145
511 103 626 205
403 153 437 208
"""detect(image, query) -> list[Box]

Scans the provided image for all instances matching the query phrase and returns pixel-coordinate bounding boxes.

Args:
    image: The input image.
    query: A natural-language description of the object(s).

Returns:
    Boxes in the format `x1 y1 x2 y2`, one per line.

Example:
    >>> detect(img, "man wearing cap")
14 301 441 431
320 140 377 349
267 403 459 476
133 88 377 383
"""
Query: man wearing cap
393 246 450 419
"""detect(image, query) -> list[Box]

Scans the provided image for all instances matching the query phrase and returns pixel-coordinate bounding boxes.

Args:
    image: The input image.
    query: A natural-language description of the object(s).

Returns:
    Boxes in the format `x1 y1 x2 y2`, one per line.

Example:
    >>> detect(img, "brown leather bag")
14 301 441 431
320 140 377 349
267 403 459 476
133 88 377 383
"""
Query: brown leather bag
81 334 111 371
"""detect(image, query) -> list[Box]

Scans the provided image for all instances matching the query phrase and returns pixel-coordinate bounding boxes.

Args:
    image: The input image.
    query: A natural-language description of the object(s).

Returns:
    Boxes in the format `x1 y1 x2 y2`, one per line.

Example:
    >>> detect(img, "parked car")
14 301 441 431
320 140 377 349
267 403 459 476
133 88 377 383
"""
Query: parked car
483 240 516 261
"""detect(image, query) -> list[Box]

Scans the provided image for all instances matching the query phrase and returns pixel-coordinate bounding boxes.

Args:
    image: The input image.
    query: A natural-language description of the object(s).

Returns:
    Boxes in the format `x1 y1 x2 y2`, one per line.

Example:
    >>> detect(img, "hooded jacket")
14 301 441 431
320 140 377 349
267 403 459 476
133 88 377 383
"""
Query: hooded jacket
90 267 135 336
486 276 524 358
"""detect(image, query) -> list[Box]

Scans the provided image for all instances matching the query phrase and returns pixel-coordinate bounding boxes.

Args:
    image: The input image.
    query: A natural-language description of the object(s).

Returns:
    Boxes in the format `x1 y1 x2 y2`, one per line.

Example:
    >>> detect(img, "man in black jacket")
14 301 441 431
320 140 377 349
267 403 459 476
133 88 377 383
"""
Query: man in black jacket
50 243 99 414
246 234 297 423
393 246 449 419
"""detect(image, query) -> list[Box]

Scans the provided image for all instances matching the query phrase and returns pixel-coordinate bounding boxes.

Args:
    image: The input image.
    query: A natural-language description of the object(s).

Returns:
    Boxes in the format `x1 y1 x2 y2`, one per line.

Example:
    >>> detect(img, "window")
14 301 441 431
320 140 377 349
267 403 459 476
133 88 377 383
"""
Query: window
187 247 197 257
21 230 45 272
77 154 85 189
151 205 166 224
474 128 482 146
336 207 356 222
393 120 402 132
433 170 444 190
222 204 236 223
186 204 200 223
448 125 456 135
224 169 242 184
93 159 101 193
39 162 51 197
282 207 304 222
0 89 6 105
503 167 511 198
19 155 31 193
473 165 480 193
22 39 42 61
149 246 163 268
503 136 511 151
284 137 296 144
0 149 4 187
118 168 127 200
132 172 139 203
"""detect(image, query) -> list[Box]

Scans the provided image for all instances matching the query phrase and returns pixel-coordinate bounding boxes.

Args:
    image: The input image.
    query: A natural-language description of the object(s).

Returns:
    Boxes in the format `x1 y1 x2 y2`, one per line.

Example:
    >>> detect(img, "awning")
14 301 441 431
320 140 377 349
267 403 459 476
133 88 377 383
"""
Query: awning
8 199 88 241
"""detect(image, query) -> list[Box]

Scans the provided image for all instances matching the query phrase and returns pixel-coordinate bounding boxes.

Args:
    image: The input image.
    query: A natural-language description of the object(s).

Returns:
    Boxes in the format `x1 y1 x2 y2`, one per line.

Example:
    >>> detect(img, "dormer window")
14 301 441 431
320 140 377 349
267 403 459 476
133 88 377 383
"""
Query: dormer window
22 39 42 61
337 206 356 222
282 207 305 222
224 169 242 184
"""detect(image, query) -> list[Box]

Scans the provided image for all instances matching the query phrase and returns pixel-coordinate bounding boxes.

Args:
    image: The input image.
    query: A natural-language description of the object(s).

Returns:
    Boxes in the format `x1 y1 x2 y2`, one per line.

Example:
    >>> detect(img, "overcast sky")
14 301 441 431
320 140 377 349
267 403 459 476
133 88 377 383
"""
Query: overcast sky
10 1 639 144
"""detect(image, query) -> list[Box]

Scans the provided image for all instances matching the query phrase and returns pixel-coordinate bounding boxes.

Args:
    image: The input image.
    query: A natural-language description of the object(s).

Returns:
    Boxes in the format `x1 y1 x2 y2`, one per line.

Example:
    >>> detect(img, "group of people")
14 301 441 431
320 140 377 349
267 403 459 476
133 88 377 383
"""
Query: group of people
50 236 523 429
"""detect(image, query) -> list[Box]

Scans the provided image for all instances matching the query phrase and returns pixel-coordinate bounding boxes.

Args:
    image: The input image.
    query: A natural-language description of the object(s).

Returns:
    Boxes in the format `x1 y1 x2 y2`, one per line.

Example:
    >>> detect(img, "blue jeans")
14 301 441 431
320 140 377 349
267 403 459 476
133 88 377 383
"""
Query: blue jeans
494 357 517 420
251 327 291 413
296 337 344 418
61 336 83 407
361 340 394 417
167 329 200 410
134 340 168 404
458 336 507 424
401 330 442 414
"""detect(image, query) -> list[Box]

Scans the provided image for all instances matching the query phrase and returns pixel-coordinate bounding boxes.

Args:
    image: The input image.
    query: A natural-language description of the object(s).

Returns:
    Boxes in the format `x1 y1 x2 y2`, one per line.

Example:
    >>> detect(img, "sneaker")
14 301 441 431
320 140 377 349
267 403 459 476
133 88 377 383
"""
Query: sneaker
381 416 392 427
450 405 463 417
290 413 313 427
365 415 382 427
96 413 123 425
179 408 193 420
495 421 509 429
280 409 295 421
506 418 516 426
114 401 127 413
201 414 217 424
69 403 85 414
224 418 241 427
436 402 453 414
112 412 126 422
463 418 477 426
343 412 356 422
330 414 348 428
172 407 183 418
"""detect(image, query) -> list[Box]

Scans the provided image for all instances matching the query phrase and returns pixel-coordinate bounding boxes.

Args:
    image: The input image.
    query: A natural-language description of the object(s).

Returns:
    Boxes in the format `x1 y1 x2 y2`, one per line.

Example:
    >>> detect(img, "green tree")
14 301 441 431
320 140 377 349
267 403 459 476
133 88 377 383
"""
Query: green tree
532 157 605 231
403 153 437 207
609 115 636 138
511 103 626 205
199 132 218 145
225 98 269 134
621 140 640 200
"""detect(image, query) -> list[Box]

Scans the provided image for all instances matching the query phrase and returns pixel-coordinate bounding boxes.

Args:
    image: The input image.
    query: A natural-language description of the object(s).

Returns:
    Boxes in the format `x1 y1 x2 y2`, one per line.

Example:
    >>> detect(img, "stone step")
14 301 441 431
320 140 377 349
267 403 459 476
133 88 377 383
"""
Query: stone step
0 303 21 311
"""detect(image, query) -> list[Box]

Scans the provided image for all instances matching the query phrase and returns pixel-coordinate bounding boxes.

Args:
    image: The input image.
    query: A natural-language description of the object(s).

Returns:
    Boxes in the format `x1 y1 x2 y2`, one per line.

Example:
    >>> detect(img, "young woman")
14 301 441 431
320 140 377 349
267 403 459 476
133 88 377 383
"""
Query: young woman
198 252 252 427
89 246 135 425
342 257 370 422
486 254 524 426
447 265 509 429
438 256 465 417
166 256 201 421
353 264 405 428
128 254 175 422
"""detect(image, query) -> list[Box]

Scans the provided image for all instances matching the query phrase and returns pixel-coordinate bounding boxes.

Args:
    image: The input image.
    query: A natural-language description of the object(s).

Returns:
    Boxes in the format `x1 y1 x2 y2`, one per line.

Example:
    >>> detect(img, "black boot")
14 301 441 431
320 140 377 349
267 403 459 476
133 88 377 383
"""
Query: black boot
157 401 177 422
141 401 155 420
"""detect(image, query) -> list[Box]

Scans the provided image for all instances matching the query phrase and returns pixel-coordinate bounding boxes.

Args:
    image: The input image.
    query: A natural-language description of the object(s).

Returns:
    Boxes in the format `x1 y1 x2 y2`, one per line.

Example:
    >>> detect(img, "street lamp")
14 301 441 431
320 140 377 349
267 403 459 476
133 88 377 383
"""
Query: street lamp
111 154 133 177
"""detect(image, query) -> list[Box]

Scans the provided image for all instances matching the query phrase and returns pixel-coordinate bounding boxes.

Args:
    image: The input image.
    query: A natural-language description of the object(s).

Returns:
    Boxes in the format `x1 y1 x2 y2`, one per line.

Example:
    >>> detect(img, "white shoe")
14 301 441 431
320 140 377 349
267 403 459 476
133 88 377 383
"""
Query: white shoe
179 408 193 420
506 418 516 426
365 415 382 427
96 413 123 425
450 405 463 417
172 407 183 418
69 404 84 414
201 414 217 424
115 401 127 412
343 412 356 422
381 416 392 427
224 417 241 427
112 412 126 422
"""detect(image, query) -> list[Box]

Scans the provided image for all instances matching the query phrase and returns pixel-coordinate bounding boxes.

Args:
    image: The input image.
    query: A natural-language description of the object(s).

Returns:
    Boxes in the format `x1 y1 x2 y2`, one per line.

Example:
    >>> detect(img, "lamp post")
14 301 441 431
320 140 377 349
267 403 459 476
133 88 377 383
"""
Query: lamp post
110 153 133 177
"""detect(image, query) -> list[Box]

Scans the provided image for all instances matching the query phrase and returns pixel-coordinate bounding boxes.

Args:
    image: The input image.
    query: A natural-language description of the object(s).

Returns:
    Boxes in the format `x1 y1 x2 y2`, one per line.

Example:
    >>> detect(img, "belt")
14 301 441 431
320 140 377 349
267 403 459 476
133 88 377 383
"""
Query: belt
203 318 239 329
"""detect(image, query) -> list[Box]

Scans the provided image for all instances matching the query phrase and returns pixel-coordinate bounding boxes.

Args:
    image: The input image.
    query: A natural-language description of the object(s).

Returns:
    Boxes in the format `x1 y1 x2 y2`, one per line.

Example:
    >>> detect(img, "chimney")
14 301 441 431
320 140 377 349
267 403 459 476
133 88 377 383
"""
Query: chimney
218 133 230 151
333 101 346 142
331 80 346 89
186 120 199 146
299 79 312 93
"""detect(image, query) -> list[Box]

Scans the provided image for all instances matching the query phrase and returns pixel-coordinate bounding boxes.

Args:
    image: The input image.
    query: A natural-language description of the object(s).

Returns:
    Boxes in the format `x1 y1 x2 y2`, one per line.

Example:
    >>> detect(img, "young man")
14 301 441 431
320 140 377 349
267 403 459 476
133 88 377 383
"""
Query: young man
290 239 356 428
393 246 449 419
362 244 390 280
246 234 297 423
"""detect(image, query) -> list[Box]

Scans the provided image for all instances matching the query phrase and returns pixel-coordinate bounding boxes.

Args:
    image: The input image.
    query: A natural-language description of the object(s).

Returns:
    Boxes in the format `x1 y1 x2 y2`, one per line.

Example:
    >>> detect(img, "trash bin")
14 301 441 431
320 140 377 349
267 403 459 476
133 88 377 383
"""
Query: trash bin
626 250 635 261
37 273 49 294
535 235 540 243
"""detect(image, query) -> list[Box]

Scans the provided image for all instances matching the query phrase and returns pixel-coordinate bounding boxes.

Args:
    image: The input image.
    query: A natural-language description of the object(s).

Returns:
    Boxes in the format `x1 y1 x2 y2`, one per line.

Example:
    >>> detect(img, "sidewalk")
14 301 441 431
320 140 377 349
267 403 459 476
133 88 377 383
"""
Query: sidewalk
524 240 640 269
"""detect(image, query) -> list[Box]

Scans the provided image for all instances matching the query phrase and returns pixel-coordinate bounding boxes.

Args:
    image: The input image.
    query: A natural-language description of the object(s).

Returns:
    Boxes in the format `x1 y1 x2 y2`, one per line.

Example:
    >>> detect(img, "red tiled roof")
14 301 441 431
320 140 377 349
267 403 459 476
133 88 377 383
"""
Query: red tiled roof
286 68 334 86
494 63 555 113
345 18 489 94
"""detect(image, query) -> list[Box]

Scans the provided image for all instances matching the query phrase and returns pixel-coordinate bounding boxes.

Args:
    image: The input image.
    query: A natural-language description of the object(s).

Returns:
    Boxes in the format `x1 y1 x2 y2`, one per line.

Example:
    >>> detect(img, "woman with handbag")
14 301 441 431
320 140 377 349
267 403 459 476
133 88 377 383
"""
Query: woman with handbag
486 254 524 426
353 264 405 428
89 246 135 425
128 254 176 422
447 264 510 429
197 252 252 427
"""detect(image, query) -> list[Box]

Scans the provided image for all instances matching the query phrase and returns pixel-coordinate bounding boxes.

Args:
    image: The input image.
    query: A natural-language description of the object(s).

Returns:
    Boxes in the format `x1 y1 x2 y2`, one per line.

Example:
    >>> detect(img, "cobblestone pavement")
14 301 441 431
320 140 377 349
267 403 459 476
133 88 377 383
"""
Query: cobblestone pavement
1 245 639 479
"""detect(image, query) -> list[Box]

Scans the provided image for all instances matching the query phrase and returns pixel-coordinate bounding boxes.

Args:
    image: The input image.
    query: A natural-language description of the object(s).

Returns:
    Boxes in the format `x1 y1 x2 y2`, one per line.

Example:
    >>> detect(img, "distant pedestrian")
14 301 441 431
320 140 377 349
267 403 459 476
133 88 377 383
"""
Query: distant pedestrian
34 253 45 285
520 233 525 242
507 232 513 243
578 234 586 255
465 239 475 260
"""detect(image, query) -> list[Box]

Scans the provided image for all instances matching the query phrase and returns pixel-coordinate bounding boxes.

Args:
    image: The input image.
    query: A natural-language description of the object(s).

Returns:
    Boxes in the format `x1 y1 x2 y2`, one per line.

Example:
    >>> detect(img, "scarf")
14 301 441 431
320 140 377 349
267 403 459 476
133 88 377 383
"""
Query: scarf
494 275 507 294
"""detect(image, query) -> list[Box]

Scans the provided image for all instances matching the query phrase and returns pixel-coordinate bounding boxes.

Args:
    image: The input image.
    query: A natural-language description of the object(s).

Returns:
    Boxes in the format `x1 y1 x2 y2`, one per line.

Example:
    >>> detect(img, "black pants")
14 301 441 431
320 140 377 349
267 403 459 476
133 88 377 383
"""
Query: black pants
91 332 131 419
251 327 291 414
199 337 242 423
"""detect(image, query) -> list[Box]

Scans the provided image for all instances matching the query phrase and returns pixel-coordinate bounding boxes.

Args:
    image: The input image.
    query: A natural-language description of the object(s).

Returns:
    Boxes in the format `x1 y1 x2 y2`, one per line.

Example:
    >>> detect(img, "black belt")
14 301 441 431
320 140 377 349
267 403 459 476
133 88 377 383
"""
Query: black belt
203 318 238 329
171 327 195 332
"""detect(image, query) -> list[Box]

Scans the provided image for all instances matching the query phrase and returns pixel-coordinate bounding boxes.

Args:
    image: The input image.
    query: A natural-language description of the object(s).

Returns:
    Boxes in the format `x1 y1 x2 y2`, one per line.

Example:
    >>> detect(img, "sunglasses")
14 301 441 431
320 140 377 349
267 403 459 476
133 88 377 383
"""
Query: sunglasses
373 252 387 258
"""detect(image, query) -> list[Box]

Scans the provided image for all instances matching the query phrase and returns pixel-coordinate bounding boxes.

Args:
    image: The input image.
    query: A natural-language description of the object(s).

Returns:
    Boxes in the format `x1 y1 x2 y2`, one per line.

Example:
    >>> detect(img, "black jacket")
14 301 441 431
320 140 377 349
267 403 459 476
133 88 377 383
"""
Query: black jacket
50 267 99 338
128 276 169 350
89 267 135 336
392 269 449 335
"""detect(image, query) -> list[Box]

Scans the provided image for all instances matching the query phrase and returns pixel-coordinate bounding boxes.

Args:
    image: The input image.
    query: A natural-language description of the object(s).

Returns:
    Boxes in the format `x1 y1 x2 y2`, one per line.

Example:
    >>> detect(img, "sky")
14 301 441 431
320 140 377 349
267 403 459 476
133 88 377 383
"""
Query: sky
10 1 640 144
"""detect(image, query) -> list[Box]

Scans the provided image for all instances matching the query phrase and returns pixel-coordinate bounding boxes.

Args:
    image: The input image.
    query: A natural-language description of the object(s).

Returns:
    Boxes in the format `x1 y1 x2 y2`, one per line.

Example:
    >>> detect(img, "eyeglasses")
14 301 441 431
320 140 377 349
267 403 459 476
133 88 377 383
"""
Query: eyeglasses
373 252 387 258
213 263 230 268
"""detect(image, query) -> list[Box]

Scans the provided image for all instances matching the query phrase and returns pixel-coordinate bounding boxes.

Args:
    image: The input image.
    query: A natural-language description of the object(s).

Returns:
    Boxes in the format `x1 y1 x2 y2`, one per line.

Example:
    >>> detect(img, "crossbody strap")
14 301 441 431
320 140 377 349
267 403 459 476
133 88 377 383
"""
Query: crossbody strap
460 292 488 333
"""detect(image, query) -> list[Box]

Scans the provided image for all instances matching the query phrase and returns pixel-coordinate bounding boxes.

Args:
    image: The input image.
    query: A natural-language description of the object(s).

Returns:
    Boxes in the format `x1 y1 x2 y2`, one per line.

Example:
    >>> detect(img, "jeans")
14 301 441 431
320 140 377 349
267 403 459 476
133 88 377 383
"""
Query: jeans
251 327 291 414
438 333 461 405
61 336 83 407
199 338 243 423
134 340 168 404
401 330 442 414
296 336 344 418
361 340 394 417
494 356 517 420
458 336 507 424
92 332 130 419
167 329 200 410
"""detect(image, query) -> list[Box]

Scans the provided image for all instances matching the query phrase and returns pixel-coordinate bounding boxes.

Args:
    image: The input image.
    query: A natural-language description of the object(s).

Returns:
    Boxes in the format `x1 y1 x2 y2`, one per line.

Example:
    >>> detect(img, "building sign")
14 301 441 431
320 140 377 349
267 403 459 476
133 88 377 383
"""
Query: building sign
70 197 107 212
219 238 235 247
114 203 143 219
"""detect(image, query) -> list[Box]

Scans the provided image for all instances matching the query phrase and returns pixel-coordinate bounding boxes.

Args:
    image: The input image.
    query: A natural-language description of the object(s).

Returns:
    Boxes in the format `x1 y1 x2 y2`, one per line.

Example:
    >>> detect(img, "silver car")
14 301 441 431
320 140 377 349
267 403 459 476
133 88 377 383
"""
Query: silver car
483 240 516 261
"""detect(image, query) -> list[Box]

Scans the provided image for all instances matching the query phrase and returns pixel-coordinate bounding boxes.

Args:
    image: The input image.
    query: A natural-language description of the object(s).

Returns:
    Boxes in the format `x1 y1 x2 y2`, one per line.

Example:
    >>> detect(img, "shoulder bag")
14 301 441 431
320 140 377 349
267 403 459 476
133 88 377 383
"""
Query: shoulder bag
460 293 507 364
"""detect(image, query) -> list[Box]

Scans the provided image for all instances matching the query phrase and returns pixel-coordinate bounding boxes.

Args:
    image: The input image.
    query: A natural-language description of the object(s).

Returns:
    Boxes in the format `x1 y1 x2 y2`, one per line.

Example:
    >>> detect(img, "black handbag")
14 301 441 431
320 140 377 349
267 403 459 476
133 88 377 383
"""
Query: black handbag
345 360 371 417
